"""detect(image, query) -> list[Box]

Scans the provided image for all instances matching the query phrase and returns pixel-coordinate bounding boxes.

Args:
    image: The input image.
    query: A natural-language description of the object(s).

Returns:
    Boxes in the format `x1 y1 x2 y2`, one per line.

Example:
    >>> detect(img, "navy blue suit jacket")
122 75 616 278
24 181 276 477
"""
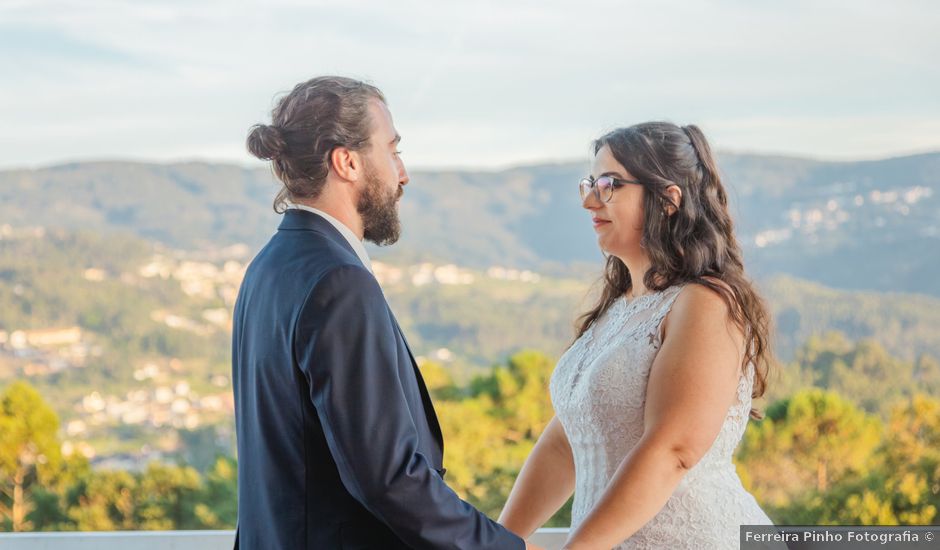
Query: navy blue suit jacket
232 209 524 549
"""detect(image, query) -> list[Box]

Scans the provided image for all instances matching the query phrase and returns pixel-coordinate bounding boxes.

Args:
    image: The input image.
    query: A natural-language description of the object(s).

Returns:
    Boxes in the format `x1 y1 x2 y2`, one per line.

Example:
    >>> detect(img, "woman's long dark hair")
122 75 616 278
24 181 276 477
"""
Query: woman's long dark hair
576 122 773 418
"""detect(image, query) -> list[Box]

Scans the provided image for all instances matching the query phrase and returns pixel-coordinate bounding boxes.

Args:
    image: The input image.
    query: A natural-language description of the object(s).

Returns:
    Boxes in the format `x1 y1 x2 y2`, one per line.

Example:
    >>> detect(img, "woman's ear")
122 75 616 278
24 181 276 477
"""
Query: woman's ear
664 184 682 216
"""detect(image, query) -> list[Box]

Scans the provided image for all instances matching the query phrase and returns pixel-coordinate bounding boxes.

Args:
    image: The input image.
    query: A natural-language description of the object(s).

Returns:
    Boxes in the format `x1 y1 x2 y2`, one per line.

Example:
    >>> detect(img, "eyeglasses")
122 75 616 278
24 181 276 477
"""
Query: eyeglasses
579 175 643 203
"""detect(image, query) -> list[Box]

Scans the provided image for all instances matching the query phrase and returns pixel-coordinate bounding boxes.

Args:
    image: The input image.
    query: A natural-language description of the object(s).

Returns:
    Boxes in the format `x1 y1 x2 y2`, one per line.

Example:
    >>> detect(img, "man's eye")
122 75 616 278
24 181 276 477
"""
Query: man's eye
395 150 402 155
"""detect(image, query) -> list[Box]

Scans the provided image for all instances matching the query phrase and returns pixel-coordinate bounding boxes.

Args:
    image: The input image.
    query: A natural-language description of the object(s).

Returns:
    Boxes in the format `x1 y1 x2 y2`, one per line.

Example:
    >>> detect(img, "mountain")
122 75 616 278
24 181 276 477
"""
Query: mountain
1 151 938 295
0 162 277 250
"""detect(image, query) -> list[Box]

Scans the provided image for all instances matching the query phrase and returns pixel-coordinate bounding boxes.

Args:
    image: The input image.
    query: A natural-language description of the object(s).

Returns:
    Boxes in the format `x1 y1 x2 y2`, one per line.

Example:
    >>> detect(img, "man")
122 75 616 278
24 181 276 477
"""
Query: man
233 76 532 549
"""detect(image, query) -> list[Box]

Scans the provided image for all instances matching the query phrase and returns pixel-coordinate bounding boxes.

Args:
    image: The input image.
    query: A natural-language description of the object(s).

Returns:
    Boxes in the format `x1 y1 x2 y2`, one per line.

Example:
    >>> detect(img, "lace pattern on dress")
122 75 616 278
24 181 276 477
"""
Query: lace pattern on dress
549 284 772 550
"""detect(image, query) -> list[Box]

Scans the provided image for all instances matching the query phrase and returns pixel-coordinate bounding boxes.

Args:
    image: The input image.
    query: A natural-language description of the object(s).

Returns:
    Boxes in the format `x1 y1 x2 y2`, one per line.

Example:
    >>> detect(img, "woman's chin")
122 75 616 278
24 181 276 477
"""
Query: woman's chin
597 241 635 261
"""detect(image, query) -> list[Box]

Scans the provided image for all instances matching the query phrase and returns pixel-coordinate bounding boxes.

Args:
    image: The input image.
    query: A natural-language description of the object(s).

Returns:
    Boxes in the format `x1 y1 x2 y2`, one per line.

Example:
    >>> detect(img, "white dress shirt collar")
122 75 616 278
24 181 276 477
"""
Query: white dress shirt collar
286 204 372 273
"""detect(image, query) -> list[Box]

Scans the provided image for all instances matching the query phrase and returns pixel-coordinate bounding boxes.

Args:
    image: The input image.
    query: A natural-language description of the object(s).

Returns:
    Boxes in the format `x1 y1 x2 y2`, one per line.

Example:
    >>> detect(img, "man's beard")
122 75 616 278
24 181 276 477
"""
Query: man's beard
358 165 402 246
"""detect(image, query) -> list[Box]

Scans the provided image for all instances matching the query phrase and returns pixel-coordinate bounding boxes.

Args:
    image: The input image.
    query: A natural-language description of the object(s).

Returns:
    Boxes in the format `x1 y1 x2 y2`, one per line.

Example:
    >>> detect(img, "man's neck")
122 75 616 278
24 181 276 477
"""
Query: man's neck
293 195 363 241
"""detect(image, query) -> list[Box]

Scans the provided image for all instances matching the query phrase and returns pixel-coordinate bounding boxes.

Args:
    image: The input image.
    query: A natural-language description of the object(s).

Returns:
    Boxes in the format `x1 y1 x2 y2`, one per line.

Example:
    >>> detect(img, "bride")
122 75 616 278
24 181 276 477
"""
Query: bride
500 122 775 549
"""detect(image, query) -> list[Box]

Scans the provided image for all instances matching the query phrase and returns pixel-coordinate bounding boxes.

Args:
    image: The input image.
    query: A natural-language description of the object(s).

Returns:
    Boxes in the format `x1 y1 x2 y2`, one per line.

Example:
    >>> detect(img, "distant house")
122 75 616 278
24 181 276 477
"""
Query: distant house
10 327 83 349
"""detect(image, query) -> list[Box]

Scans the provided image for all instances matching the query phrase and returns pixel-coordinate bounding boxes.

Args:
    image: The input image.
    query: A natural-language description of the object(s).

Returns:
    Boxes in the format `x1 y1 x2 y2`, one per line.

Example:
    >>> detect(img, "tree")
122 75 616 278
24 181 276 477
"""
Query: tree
761 394 940 525
472 350 555 440
29 454 91 531
135 462 202 530
878 394 940 524
418 360 460 400
440 350 562 521
0 381 63 531
913 355 940 393
830 340 912 415
193 456 237 528
776 332 932 419
67 469 138 531
737 389 882 513
792 332 854 388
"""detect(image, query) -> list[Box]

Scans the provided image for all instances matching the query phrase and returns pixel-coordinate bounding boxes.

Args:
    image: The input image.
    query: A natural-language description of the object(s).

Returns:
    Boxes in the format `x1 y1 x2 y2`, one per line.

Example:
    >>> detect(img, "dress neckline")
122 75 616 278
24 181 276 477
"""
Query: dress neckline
621 284 680 307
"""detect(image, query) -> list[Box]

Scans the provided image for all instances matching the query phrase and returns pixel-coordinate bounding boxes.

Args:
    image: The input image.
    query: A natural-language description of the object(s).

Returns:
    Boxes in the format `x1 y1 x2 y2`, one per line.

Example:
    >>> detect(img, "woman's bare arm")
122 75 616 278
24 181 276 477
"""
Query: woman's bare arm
499 416 576 538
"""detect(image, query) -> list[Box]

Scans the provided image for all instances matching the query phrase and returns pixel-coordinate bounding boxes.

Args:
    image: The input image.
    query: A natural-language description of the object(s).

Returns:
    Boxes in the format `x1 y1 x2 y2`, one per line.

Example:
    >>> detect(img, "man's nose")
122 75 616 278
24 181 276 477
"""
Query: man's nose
398 160 409 186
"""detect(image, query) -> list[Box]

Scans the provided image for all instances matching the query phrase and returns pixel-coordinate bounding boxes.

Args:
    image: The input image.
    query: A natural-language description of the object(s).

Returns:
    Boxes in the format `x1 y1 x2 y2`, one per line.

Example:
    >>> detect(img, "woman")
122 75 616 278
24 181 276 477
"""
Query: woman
499 122 774 549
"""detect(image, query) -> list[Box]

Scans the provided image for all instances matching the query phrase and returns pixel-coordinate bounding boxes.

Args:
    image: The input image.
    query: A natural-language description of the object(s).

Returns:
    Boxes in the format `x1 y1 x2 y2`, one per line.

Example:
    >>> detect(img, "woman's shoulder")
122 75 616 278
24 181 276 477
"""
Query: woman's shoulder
663 277 739 336
673 276 733 304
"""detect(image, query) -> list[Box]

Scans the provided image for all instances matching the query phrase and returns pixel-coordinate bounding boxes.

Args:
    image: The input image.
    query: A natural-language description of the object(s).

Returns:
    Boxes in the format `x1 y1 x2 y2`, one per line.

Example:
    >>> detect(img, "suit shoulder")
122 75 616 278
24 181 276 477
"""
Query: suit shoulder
248 229 363 276
304 263 384 306
295 264 388 335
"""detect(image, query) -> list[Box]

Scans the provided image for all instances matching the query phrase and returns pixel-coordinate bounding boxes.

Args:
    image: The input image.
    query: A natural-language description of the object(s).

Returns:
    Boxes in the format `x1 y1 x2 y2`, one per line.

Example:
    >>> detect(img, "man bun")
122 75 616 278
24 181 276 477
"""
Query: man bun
246 124 287 160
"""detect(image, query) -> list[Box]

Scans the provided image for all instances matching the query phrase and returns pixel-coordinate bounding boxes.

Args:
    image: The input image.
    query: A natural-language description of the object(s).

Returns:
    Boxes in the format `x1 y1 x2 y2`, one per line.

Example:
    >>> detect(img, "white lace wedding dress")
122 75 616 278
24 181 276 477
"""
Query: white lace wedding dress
550 284 773 549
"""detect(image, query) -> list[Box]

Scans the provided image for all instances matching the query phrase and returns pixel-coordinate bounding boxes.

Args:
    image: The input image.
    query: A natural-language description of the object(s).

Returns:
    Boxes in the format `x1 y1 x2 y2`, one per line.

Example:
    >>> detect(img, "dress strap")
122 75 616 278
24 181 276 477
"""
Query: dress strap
654 284 685 322
642 285 686 350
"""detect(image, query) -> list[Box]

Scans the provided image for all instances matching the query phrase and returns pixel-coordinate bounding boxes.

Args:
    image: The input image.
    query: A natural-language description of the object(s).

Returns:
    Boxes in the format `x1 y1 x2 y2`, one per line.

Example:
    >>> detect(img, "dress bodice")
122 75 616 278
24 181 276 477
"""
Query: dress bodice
549 284 772 549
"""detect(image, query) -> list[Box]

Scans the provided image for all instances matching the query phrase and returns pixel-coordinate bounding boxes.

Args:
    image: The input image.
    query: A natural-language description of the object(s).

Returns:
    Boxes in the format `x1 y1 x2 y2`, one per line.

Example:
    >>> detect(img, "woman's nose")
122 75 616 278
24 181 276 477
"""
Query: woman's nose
582 190 601 210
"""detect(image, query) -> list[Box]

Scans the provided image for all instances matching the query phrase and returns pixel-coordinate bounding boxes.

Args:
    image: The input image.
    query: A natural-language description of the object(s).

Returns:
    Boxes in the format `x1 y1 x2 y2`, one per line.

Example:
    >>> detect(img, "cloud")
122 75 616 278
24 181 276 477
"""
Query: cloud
0 0 938 169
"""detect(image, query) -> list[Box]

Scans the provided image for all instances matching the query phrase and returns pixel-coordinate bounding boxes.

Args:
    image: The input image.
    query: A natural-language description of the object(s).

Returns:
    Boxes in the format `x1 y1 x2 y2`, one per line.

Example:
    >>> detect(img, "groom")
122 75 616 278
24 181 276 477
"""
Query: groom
232 76 529 549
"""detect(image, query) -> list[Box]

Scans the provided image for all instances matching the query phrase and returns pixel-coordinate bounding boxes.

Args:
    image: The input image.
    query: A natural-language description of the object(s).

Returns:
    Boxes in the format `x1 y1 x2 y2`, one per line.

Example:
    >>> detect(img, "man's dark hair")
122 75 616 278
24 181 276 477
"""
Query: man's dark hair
246 76 386 212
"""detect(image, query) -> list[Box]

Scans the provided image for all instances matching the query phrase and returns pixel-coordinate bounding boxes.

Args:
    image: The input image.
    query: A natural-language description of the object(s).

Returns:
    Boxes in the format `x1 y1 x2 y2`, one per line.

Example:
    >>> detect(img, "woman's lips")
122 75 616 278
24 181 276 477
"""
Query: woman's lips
592 217 611 229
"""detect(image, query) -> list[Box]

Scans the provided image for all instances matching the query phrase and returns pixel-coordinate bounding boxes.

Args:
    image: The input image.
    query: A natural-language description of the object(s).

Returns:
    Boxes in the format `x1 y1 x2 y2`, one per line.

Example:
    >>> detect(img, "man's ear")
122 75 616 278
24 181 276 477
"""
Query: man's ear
329 146 362 182
664 184 682 216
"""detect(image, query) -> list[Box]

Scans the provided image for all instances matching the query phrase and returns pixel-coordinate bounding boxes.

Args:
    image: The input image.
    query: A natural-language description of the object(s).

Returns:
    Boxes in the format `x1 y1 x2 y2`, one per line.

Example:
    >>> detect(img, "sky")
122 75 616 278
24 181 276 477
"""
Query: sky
1 0 938 171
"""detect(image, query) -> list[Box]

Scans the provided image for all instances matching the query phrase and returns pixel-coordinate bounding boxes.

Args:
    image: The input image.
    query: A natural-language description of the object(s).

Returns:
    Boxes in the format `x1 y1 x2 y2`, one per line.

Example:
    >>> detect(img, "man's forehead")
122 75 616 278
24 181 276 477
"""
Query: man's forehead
368 98 397 138
369 98 393 124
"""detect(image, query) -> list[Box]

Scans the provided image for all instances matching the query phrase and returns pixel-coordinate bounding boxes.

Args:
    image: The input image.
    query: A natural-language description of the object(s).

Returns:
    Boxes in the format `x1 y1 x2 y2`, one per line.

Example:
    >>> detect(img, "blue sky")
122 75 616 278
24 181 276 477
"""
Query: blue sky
1 0 938 170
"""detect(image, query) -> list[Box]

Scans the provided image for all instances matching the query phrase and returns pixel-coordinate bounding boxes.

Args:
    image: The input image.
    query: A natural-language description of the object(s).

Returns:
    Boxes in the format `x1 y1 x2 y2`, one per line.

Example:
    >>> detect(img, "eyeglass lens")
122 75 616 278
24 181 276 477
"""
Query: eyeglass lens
579 176 614 202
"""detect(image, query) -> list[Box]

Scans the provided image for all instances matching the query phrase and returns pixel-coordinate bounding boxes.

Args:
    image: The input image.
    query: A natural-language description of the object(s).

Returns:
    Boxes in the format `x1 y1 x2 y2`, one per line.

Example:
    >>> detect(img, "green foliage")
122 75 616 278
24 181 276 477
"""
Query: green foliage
0 230 233 461
0 382 239 532
0 230 230 385
0 381 63 531
47 458 237 532
762 275 940 363
768 331 940 418
193 456 238 528
67 469 138 530
878 395 940 524
738 391 940 526
738 389 882 513
3 297 939 532
385 278 586 365
135 462 202 530
434 351 563 523
418 360 461 400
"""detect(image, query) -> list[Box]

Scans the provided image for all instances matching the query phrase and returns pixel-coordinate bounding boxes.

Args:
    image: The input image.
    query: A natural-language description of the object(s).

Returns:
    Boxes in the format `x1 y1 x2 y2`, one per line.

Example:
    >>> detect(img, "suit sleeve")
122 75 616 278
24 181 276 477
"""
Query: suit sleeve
294 265 524 550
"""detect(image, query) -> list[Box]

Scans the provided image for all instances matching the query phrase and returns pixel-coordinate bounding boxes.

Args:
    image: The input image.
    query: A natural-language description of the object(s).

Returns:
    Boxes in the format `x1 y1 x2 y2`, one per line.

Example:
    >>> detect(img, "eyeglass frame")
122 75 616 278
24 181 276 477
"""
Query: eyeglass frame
579 174 644 203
